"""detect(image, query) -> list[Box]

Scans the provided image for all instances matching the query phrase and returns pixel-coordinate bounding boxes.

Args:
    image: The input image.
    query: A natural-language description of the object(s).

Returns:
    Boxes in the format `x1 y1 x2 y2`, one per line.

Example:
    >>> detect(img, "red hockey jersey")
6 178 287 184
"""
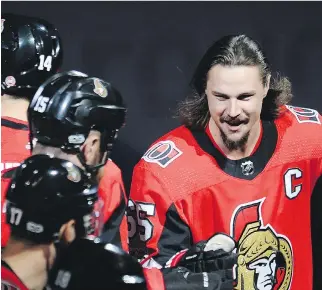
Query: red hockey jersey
1 159 128 251
99 160 129 251
1 117 30 172
1 261 29 290
129 105 322 290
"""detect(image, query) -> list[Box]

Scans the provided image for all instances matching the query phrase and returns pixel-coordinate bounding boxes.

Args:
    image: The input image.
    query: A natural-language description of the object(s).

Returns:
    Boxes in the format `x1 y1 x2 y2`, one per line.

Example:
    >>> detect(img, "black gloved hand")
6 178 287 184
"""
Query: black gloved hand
165 233 237 273
163 266 234 290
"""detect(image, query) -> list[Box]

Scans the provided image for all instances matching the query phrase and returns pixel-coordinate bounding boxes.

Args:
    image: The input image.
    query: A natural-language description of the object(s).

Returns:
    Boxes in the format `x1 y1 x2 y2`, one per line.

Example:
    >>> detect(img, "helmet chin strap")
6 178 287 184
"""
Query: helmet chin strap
77 151 99 178
76 150 110 179
76 130 117 178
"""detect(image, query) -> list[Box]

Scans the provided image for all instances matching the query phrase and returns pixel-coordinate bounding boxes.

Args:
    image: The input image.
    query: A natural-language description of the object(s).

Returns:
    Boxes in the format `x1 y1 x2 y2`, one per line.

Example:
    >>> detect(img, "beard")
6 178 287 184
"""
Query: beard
219 128 250 152
219 114 250 152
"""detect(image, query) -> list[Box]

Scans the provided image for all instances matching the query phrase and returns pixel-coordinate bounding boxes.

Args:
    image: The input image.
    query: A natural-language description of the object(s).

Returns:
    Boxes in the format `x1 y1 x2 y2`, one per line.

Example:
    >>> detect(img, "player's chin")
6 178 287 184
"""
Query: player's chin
225 129 245 140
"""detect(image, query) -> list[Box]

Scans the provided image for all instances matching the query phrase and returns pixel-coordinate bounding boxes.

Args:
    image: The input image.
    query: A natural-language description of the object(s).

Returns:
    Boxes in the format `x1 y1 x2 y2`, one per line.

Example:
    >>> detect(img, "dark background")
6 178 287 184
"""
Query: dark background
2 1 322 192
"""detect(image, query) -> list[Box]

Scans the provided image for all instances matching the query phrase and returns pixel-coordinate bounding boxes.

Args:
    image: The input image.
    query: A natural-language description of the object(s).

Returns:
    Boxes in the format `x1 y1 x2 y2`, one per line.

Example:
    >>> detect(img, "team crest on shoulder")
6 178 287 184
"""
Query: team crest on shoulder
230 198 293 290
286 105 320 124
142 140 182 168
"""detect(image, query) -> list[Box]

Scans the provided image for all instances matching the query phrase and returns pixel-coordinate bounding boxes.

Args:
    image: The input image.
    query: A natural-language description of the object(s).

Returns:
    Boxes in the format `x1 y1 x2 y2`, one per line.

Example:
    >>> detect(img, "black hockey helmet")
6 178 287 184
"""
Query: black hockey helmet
49 238 147 290
28 70 127 173
4 155 103 244
1 13 63 98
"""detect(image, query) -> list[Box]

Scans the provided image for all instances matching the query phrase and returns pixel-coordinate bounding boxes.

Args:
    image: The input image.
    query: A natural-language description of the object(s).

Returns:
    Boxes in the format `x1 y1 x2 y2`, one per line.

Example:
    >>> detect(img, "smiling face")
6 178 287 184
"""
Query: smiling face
205 64 270 152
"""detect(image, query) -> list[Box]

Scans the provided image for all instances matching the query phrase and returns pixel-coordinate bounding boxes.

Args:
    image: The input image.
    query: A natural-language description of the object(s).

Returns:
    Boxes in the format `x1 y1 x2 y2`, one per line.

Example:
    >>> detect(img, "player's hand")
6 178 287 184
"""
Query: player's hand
163 266 234 290
165 233 237 273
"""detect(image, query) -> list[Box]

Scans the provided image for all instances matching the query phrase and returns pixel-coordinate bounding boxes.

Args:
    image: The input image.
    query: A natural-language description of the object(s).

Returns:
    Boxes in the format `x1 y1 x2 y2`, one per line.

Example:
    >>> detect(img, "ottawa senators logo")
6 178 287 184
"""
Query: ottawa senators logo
230 198 293 290
286 105 320 124
62 162 81 183
93 78 108 98
142 140 182 168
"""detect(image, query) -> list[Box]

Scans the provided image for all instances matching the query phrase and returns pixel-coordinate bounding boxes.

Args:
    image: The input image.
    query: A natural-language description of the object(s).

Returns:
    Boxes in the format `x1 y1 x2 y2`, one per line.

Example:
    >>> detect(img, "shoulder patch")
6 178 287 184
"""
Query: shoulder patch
142 140 182 168
286 105 321 124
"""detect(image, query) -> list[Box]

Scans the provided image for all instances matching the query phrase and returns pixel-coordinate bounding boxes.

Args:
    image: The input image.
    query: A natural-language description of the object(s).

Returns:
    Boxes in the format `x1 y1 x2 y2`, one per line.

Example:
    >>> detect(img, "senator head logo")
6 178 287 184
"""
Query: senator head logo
230 198 293 290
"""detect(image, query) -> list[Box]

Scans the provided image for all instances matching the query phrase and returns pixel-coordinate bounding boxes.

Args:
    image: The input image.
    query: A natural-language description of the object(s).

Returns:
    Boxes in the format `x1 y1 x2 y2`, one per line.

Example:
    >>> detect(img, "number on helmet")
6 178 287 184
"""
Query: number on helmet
38 55 53 71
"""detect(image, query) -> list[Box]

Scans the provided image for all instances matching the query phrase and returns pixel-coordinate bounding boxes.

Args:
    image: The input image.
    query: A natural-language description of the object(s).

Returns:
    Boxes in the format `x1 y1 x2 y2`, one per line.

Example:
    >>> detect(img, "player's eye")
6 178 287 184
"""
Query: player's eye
238 94 254 101
213 94 229 101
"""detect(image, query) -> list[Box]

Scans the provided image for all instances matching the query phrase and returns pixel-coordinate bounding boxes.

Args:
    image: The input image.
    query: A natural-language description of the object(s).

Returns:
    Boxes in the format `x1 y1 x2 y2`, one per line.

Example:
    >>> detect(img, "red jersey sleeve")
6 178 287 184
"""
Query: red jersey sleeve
98 160 128 251
1 169 16 247
1 117 30 173
310 110 322 289
128 163 192 266
143 268 165 290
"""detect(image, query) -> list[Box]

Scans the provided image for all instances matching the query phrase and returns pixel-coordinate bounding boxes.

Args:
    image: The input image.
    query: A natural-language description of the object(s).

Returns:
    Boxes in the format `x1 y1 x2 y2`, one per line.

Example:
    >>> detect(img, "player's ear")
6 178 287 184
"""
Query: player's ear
80 130 100 166
263 74 271 98
59 219 76 244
